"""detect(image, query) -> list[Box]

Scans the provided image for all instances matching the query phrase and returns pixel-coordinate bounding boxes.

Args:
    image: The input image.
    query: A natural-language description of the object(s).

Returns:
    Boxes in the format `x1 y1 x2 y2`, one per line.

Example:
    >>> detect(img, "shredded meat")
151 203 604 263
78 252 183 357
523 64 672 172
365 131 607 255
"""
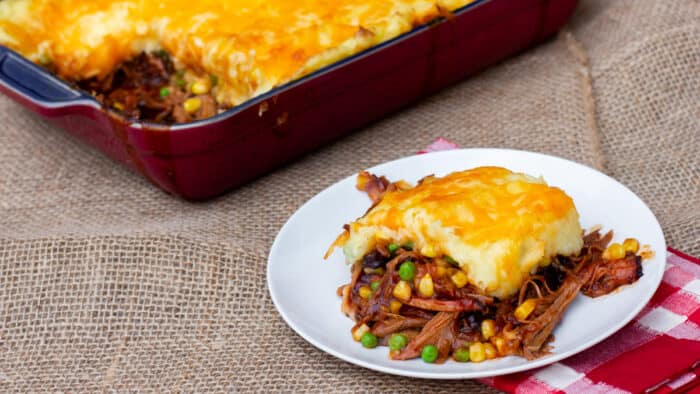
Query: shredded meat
517 265 592 359
362 259 399 320
584 230 613 252
364 252 421 319
371 316 430 337
172 94 217 123
357 171 392 203
582 253 642 297
404 296 489 312
77 51 220 123
399 305 436 320
356 171 413 209
340 261 364 320
394 312 457 362
338 228 647 363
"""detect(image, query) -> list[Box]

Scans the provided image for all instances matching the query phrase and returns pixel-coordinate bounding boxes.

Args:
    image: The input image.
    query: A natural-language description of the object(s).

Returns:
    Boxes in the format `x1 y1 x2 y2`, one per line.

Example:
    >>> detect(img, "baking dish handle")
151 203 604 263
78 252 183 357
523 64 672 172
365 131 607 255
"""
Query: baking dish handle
0 46 87 103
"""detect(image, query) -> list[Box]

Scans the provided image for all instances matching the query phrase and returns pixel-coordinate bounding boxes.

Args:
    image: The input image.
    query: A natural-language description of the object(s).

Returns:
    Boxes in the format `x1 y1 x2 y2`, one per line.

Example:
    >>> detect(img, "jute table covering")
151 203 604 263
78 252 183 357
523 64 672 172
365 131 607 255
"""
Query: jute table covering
1 0 698 391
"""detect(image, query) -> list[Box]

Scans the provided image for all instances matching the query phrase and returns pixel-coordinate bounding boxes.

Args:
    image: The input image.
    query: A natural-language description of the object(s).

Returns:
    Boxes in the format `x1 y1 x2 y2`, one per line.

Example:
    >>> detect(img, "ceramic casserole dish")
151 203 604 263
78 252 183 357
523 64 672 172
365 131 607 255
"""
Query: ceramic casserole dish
0 0 577 200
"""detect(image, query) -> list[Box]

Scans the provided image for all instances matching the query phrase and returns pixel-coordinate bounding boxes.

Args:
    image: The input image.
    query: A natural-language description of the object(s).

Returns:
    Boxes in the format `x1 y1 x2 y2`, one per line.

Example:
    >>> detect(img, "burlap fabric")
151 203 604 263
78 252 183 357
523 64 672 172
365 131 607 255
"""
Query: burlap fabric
1 0 698 391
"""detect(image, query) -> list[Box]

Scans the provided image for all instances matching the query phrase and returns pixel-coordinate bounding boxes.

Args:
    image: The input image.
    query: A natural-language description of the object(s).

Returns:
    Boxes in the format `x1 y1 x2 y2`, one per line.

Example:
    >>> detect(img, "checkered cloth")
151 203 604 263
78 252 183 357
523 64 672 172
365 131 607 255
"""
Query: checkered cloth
420 139 700 393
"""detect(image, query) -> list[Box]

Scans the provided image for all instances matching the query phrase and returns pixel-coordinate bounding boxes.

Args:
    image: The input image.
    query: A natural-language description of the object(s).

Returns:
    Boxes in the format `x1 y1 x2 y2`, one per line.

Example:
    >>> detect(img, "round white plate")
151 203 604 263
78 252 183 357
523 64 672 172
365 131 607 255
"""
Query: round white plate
267 148 666 379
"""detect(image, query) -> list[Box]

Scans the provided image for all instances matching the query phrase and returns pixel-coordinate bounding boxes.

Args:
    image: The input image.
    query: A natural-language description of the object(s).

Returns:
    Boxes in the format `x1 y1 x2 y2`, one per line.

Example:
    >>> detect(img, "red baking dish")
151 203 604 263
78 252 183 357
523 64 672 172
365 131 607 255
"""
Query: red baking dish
0 0 577 200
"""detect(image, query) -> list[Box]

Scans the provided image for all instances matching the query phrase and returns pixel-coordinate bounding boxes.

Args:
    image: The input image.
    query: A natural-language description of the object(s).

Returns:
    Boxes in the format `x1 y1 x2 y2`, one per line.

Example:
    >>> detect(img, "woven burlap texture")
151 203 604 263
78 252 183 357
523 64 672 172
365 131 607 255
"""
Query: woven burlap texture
1 0 698 392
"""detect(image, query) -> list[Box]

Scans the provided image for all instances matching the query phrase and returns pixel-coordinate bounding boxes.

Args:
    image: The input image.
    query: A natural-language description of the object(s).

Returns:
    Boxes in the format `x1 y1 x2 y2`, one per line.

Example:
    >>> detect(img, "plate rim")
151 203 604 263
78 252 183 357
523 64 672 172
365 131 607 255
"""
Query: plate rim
267 148 667 379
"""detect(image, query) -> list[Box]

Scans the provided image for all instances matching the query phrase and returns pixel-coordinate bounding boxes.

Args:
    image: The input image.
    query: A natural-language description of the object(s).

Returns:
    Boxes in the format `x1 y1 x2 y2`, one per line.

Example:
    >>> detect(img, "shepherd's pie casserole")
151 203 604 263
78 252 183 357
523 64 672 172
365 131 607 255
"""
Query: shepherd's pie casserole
326 167 652 363
0 0 475 123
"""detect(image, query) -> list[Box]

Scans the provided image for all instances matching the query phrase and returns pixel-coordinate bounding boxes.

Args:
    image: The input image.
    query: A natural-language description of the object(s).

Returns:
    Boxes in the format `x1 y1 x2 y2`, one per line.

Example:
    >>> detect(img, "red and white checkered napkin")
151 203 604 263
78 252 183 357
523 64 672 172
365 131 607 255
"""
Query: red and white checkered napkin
418 139 700 393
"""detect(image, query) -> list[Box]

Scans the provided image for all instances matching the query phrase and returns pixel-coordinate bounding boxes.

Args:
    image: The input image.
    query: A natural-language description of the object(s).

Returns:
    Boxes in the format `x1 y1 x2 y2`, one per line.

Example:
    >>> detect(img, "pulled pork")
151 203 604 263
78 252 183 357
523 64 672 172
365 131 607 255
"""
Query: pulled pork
340 230 645 363
77 51 219 123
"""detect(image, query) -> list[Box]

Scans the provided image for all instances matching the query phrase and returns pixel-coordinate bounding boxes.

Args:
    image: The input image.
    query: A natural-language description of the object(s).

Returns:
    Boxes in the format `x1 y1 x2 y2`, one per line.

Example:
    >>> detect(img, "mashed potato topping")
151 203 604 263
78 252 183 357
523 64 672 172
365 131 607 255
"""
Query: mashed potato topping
341 167 583 298
0 0 475 108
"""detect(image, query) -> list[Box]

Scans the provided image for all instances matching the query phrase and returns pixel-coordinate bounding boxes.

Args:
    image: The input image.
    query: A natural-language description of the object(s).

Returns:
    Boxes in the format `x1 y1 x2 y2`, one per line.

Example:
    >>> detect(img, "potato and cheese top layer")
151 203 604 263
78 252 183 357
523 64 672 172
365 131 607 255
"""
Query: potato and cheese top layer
342 167 584 298
0 0 474 107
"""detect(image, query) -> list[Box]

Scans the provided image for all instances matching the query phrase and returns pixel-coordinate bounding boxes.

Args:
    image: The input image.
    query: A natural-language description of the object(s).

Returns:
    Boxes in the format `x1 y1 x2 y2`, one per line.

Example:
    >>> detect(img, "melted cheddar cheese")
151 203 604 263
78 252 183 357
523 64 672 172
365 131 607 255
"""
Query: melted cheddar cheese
341 167 583 298
0 0 475 107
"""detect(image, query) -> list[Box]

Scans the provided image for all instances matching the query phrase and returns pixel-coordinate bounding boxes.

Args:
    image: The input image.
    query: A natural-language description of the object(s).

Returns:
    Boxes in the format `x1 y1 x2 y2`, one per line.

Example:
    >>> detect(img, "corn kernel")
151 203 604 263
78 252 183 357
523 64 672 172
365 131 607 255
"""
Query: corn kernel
514 298 537 321
639 244 655 260
435 259 449 277
390 300 402 314
436 266 447 277
363 267 384 275
420 244 437 258
358 286 372 299
393 280 412 301
451 270 469 288
352 324 370 341
484 343 497 359
623 238 639 254
494 337 506 355
190 80 210 95
481 319 496 340
603 243 625 260
469 342 486 363
183 97 202 113
418 274 434 297
436 259 450 267
356 172 370 190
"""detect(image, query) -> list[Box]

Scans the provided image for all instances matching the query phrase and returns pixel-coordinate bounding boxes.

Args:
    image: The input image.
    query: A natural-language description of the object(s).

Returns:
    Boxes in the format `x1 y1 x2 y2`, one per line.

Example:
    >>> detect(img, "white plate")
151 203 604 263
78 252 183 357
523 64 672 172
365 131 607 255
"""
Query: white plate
267 148 666 379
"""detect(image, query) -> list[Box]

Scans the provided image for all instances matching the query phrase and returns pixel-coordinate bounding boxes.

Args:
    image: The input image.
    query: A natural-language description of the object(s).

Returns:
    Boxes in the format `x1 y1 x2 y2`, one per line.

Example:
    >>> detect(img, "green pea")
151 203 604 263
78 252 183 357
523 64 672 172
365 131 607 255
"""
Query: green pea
159 87 170 98
453 347 470 362
360 332 378 349
402 241 414 250
370 281 380 291
388 334 408 351
398 261 416 281
154 49 169 61
387 243 400 254
209 74 219 87
421 344 438 363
